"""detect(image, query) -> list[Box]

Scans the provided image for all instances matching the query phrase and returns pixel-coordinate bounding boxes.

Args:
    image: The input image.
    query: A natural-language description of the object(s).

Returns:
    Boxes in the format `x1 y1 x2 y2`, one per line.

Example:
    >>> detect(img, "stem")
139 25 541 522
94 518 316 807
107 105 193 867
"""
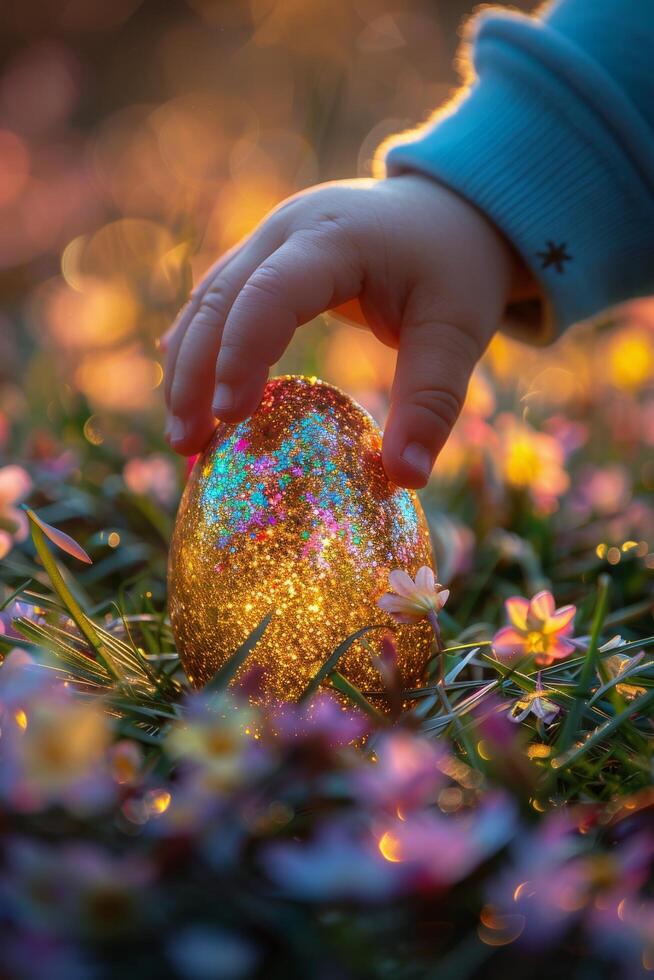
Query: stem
428 609 445 688
556 574 610 753
329 671 386 724
427 609 480 768
552 687 654 773
27 514 123 682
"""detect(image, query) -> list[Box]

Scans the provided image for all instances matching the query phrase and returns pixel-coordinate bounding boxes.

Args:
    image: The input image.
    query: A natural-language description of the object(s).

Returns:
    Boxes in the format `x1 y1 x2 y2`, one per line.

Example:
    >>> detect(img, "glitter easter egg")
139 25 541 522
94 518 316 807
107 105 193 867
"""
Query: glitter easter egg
169 376 434 701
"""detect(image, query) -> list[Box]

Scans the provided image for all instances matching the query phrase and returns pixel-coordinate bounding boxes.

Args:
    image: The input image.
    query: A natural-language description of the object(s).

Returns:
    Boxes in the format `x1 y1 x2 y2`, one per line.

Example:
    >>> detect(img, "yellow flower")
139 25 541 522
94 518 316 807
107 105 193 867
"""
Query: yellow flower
20 698 109 790
167 696 259 791
606 327 654 391
496 415 569 509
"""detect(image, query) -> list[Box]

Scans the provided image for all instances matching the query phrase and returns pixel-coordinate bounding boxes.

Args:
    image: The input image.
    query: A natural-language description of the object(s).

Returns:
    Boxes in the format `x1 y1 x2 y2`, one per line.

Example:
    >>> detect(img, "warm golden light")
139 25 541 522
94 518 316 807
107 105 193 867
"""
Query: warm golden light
478 906 525 946
378 831 403 862
146 789 172 815
76 349 162 412
607 547 621 565
607 329 654 391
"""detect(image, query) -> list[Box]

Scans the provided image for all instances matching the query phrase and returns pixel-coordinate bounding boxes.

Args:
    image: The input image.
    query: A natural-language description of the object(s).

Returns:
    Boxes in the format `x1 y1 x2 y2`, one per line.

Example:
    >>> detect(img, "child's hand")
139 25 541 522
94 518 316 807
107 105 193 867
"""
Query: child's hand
164 175 525 488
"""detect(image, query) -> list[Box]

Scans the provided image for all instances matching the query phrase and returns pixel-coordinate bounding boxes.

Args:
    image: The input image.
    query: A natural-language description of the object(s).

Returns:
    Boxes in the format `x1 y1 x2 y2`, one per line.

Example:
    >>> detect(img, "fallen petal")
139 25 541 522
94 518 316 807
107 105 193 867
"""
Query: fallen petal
24 507 93 564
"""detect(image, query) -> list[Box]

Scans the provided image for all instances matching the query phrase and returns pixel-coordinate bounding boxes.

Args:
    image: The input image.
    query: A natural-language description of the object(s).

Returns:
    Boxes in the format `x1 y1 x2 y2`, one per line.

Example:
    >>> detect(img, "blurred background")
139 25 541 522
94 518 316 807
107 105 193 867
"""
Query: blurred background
0 0 652 603
0 0 538 419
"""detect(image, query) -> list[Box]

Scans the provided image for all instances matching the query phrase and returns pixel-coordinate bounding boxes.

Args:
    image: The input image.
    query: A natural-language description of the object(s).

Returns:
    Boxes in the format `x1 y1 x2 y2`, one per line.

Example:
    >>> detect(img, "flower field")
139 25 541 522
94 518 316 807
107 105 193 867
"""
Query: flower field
1 1 653 977
1 292 652 979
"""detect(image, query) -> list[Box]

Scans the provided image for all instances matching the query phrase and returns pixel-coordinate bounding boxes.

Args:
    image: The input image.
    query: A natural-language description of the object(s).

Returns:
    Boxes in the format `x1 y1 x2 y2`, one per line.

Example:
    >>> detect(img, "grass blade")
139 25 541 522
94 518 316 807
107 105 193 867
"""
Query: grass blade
299 624 385 702
25 508 124 682
0 578 33 611
206 612 272 692
552 688 654 773
329 670 385 723
557 574 610 752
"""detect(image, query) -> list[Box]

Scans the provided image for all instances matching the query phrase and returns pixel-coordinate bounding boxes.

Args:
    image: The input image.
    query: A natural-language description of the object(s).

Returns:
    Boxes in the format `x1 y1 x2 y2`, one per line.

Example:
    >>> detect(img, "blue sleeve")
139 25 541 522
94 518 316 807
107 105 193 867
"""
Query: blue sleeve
383 0 654 342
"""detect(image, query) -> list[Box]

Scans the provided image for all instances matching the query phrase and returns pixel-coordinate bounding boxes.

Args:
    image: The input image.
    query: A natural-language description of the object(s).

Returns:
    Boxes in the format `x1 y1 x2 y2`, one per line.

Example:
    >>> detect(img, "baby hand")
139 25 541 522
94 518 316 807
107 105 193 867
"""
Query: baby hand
164 175 524 488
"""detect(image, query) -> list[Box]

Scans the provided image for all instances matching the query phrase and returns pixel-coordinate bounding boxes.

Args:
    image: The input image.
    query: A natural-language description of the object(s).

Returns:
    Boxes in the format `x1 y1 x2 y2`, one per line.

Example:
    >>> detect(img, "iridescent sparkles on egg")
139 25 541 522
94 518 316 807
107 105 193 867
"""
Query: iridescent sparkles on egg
169 376 434 702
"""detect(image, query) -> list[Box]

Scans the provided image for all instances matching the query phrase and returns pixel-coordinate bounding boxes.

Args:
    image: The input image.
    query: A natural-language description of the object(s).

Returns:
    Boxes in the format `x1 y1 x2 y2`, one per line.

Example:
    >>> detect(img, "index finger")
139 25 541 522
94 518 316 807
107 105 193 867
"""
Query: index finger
212 231 364 421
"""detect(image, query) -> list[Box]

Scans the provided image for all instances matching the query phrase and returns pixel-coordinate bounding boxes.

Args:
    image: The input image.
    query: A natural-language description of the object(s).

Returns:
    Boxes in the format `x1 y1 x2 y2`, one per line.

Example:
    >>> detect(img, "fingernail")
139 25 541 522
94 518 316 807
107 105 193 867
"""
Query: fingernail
400 442 432 480
168 416 186 445
212 383 234 417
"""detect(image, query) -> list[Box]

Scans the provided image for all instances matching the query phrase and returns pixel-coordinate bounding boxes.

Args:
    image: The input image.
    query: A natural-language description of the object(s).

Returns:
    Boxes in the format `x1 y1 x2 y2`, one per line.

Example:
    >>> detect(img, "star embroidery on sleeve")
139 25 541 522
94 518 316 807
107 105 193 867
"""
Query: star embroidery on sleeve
537 241 572 274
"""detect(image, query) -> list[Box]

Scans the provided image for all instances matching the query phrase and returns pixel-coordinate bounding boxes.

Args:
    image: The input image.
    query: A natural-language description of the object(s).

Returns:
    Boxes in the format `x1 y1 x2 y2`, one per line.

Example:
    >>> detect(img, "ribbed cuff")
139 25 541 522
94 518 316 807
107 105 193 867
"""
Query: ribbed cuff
384 14 654 342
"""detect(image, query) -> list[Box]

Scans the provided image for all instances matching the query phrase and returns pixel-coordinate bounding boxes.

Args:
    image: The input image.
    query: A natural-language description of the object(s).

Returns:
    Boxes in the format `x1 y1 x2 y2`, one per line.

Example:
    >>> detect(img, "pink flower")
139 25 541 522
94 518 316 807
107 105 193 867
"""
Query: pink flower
0 660 113 814
572 463 631 517
493 591 576 667
123 454 178 507
354 731 445 812
270 691 368 747
376 792 516 890
0 465 31 558
490 814 654 949
377 567 449 625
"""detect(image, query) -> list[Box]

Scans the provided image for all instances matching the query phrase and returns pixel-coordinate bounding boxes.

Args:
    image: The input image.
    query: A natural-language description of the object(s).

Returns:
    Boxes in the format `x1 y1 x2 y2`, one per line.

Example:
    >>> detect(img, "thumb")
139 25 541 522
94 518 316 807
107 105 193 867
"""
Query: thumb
382 316 485 488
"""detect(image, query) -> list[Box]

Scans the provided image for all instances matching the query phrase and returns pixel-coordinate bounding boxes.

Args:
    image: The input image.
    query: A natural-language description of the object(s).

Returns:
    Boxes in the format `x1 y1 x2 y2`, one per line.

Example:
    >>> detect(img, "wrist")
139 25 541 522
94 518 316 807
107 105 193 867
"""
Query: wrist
500 233 540 305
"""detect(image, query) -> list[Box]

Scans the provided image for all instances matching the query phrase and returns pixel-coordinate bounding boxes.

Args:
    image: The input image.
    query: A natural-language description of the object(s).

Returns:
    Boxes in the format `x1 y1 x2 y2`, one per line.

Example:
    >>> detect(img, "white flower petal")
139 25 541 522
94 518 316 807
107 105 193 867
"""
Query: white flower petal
415 566 435 592
387 569 416 598
377 594 412 614
599 635 625 653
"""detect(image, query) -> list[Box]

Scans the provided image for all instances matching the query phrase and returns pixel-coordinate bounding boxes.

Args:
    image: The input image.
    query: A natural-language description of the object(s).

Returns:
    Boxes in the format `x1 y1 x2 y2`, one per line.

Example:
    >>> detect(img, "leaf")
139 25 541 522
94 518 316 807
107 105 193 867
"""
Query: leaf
115 720 166 746
205 611 272 693
13 618 110 681
329 670 385 723
23 507 92 564
299 624 386 702
0 578 33 611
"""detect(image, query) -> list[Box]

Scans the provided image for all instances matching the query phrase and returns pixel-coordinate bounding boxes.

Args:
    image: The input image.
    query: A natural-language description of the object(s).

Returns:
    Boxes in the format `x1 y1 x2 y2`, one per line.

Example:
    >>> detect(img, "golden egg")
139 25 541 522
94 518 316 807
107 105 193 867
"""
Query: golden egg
169 376 434 702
